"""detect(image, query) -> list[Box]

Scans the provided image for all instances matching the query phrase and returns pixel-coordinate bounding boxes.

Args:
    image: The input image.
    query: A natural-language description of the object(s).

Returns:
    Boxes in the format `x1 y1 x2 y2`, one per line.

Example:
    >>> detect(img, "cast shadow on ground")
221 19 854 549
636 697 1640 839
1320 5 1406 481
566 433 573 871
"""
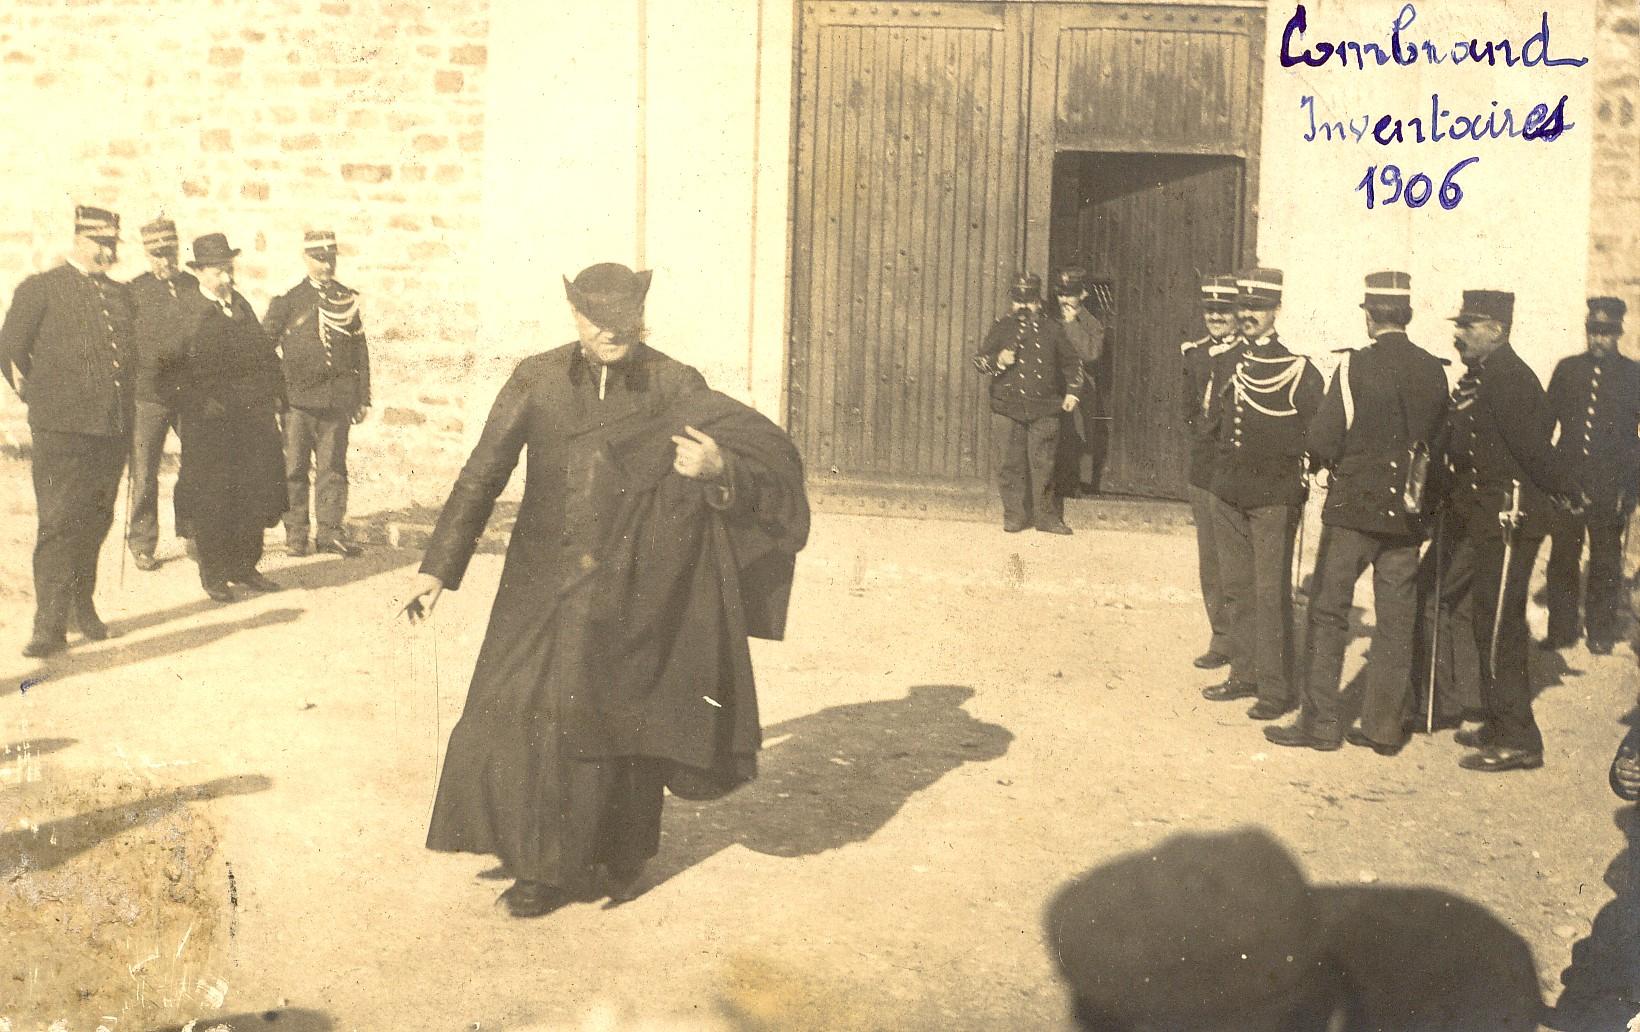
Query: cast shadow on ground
4 607 304 703
634 685 1012 896
147 1008 334 1032
0 736 77 761
1550 702 1640 1032
0 773 272 875
262 545 420 593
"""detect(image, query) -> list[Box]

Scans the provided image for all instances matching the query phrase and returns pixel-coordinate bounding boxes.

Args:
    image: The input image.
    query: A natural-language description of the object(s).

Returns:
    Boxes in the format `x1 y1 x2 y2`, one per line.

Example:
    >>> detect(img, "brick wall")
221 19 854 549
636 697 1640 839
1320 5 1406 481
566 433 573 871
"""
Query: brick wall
1590 0 1640 356
0 0 489 371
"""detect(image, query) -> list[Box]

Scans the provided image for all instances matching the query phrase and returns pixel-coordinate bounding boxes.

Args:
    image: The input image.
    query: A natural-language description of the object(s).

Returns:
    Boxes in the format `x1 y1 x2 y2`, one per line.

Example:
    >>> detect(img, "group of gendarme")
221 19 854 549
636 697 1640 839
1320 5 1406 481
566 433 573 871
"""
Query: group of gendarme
0 206 370 657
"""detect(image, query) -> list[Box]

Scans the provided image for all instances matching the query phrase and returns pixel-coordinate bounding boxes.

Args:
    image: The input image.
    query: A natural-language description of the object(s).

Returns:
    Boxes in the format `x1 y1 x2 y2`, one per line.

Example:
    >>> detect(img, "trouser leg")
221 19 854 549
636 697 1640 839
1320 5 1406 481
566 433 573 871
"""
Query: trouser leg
1190 485 1232 655
1544 525 1586 642
1300 526 1369 741
1585 523 1625 643
1027 415 1062 524
1360 539 1421 744
1214 500 1255 685
993 413 1029 528
312 412 351 543
282 407 316 541
1471 526 1545 753
30 431 124 639
126 400 173 558
1249 504 1299 706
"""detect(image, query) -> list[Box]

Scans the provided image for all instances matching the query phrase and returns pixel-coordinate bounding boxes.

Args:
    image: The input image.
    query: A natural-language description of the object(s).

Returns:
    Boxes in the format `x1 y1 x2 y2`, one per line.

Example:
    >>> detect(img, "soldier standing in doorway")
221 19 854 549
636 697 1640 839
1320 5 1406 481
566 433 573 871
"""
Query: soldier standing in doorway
1051 266 1105 500
126 217 197 571
0 206 133 657
1265 272 1449 755
264 229 370 558
973 273 1084 535
1181 273 1246 671
1199 268 1323 720
1540 297 1640 656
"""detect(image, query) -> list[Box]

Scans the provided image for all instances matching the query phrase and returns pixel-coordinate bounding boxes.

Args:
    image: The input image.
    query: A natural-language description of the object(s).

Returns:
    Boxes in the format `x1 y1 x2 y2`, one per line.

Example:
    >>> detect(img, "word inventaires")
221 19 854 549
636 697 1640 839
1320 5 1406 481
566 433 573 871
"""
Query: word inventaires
1281 3 1583 211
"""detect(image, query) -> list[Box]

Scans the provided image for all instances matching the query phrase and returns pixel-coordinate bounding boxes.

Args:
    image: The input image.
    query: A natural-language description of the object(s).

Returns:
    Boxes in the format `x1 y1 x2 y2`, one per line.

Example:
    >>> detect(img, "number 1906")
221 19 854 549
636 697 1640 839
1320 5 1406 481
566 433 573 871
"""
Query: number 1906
1355 156 1481 211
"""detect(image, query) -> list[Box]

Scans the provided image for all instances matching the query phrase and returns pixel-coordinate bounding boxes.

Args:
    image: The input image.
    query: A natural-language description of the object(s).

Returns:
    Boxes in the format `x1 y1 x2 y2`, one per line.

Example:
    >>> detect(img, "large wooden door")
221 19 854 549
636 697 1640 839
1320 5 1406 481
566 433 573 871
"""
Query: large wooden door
789 1 1029 486
1026 2 1265 499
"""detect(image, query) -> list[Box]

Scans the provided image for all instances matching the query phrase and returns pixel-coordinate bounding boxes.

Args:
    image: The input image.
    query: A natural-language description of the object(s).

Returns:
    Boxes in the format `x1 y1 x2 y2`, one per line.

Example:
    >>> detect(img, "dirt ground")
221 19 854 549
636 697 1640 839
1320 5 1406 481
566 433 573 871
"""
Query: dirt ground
2 452 1638 1031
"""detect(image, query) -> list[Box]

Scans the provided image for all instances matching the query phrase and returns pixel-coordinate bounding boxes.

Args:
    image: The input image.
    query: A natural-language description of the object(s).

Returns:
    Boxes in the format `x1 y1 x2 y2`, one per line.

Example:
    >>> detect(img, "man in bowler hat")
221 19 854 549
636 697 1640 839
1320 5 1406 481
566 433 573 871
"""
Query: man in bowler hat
160 234 288 602
1541 297 1640 655
1180 273 1246 670
264 229 370 557
1266 271 1449 756
126 216 197 571
0 206 133 657
1435 289 1583 772
973 273 1085 534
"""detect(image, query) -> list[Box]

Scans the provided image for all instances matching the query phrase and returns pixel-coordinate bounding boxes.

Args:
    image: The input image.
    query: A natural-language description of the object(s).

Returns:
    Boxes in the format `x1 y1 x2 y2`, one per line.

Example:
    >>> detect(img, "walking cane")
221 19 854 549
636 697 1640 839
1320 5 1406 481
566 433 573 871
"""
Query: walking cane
1293 470 1312 603
1489 480 1523 672
1426 508 1445 734
119 445 134 590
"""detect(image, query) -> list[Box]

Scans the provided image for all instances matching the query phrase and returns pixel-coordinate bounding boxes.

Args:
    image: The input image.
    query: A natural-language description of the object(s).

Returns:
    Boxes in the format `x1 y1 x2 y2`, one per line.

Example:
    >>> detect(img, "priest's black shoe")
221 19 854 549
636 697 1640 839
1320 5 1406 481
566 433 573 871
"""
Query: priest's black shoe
1264 723 1341 751
1457 746 1543 773
1003 520 1028 533
1246 699 1293 721
1345 729 1404 757
604 860 648 905
499 880 573 918
69 607 108 641
22 635 66 659
132 552 161 572
203 581 235 603
231 571 283 593
1192 650 1230 670
1537 633 1577 651
1453 727 1491 750
1035 520 1074 536
1588 638 1614 655
1201 679 1257 702
317 537 363 557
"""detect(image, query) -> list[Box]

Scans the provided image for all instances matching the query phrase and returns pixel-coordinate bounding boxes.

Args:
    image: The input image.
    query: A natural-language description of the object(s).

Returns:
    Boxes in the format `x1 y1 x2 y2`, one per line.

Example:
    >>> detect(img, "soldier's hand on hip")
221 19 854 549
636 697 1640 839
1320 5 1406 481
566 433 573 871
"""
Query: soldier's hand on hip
1061 394 1079 413
399 572 445 624
997 348 1016 369
1613 746 1640 800
353 404 371 425
671 425 724 481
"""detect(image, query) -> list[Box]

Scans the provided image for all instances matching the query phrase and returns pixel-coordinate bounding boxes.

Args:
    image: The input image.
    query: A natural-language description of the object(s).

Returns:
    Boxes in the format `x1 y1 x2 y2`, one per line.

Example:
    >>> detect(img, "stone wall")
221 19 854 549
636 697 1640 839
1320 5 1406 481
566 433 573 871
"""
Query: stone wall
1590 0 1640 357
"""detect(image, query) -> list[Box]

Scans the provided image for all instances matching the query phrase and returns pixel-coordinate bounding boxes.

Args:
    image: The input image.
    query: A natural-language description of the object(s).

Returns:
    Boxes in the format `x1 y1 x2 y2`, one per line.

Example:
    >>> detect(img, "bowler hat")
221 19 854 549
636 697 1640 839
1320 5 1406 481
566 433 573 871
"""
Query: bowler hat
1587 296 1626 332
1449 289 1514 327
564 262 652 329
186 233 241 269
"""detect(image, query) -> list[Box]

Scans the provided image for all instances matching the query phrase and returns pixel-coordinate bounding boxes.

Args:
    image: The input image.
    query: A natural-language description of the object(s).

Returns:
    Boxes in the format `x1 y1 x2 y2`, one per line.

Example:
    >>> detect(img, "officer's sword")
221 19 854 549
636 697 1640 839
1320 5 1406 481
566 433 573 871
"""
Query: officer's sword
1489 480 1523 672
1425 508 1445 734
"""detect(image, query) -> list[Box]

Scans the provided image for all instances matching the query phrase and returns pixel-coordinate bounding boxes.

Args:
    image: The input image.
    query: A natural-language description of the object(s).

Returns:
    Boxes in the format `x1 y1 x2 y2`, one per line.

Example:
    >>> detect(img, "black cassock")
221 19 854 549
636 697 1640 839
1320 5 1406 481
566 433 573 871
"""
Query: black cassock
421 342 808 892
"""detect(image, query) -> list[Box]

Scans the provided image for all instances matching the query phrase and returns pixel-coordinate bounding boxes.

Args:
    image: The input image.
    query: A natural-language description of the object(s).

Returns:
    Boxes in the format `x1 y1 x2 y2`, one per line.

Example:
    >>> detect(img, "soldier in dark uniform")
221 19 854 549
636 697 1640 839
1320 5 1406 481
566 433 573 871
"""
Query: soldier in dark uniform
1051 267 1105 500
1266 272 1449 755
0 206 133 657
161 234 288 602
1044 828 1544 1032
972 273 1084 534
1541 297 1640 655
1180 273 1246 670
1201 268 1324 719
1436 290 1583 772
264 229 370 558
125 217 197 571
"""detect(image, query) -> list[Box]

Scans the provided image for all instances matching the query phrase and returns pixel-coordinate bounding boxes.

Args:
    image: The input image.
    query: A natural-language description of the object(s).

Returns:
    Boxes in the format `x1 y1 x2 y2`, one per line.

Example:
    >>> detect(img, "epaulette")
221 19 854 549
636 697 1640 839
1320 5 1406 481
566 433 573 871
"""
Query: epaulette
1179 335 1210 356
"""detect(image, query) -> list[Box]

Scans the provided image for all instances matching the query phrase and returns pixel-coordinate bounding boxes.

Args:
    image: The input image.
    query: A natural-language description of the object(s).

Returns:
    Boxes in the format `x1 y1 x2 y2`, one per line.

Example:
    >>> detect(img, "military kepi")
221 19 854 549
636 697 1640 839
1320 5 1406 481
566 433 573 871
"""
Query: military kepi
1009 272 1043 303
1053 267 1086 298
1450 289 1514 326
1237 267 1283 309
75 205 119 242
186 233 241 269
1587 296 1626 332
1200 273 1239 311
140 218 179 255
1362 269 1411 307
303 229 338 255
564 262 652 329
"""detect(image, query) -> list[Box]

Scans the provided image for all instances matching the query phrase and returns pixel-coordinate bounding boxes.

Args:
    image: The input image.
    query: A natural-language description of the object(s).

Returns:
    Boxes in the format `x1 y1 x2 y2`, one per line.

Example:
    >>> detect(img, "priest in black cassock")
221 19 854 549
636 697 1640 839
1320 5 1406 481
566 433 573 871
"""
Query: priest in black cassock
400 263 809 918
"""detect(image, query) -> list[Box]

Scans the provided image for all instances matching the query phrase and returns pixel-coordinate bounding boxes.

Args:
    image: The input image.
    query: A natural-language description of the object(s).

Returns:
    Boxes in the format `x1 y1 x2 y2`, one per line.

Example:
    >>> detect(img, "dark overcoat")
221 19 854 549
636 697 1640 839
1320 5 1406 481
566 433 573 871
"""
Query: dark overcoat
1546 350 1640 526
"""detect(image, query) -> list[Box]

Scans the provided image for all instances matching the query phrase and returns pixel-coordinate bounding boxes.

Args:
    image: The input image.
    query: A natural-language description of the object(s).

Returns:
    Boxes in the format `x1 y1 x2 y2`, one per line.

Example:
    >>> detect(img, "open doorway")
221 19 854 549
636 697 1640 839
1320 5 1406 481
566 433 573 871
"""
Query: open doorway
1048 150 1245 501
